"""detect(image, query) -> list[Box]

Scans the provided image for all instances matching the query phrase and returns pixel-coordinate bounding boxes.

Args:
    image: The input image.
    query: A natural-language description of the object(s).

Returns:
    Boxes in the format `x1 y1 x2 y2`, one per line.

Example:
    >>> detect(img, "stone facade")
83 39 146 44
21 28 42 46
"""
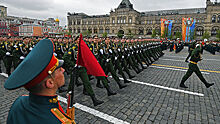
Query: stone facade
67 0 220 39
0 5 7 18
0 5 63 37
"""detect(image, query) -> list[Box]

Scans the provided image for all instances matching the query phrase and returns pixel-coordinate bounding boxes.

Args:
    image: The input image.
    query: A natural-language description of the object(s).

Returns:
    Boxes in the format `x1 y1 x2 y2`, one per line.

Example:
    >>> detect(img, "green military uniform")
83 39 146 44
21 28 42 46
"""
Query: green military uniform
180 46 214 88
64 46 114 106
0 41 6 73
185 42 196 62
5 39 75 124
3 42 14 76
97 44 127 89
125 45 142 74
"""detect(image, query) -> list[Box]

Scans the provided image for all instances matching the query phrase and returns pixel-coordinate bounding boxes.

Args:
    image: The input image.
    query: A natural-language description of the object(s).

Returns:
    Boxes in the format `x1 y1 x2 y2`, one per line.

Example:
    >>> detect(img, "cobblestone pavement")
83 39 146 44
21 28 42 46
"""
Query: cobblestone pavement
1 47 220 124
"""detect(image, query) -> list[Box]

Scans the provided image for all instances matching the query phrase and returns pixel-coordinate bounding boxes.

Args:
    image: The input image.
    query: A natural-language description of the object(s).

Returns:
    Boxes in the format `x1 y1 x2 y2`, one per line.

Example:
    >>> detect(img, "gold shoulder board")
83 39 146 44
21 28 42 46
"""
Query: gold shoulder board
51 108 76 124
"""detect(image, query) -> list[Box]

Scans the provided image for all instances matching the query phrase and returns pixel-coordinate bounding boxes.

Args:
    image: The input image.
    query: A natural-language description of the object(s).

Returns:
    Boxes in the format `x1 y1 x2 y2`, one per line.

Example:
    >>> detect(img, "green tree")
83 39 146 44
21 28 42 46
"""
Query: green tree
175 31 182 40
216 30 220 41
202 30 210 40
82 30 91 37
117 32 124 38
102 32 108 38
127 29 134 39
151 29 156 38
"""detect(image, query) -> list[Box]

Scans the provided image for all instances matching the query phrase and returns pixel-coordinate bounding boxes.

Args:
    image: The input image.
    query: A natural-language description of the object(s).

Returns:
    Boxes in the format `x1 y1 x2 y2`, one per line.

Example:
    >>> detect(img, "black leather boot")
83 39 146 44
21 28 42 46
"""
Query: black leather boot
90 95 104 106
179 83 188 88
124 79 131 83
96 81 104 88
117 81 127 89
205 83 214 88
129 75 135 79
105 86 117 96
83 88 89 96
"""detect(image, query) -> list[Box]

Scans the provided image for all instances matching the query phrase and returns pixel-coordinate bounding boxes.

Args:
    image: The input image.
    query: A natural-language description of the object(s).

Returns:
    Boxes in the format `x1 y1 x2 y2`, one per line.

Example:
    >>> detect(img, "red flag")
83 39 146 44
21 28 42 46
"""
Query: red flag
76 34 107 77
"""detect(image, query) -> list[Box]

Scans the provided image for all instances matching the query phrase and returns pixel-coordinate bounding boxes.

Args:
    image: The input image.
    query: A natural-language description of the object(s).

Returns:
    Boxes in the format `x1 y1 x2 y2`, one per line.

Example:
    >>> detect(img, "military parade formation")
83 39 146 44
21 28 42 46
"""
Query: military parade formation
1 36 220 101
1 35 220 124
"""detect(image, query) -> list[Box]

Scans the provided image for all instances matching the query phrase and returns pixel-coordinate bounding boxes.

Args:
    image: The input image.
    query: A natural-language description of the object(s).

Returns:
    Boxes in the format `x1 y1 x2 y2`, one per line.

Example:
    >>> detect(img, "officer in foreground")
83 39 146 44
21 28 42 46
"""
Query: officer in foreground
4 39 75 124
180 44 214 88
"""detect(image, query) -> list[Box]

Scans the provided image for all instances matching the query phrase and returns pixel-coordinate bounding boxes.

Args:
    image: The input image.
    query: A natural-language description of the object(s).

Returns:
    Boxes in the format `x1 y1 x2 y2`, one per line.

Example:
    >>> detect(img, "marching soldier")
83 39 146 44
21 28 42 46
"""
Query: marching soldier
3 38 14 76
180 44 214 88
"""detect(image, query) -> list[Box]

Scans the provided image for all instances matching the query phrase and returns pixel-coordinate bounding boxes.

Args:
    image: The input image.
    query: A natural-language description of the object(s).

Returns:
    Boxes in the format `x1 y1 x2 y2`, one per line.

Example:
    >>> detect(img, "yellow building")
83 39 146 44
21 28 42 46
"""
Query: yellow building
67 0 220 40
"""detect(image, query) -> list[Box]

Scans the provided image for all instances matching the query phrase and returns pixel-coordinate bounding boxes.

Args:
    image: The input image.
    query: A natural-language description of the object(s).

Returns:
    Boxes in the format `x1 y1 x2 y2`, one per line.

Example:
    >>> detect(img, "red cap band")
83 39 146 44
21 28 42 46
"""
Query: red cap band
24 55 58 89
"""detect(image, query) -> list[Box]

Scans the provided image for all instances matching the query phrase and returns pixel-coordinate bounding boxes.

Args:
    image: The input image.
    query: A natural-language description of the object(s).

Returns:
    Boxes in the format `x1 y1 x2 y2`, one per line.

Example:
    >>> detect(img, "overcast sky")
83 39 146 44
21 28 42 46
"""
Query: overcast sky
1 0 212 26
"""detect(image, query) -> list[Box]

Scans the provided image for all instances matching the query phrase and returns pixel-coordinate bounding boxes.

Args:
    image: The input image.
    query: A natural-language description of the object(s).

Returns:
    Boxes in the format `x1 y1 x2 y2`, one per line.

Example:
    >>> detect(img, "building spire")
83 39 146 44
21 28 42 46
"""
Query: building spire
117 0 133 9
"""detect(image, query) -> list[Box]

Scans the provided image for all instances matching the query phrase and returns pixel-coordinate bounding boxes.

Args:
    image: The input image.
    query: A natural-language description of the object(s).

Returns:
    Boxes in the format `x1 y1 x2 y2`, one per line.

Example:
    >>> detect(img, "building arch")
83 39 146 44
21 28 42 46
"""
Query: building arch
212 15 216 23
218 15 220 23
82 27 86 33
146 28 152 35
173 26 181 35
88 27 92 33
155 27 161 35
105 27 110 34
195 26 204 36
93 26 98 34
138 27 144 35
99 26 104 34
211 26 219 36
77 27 81 34
118 29 124 35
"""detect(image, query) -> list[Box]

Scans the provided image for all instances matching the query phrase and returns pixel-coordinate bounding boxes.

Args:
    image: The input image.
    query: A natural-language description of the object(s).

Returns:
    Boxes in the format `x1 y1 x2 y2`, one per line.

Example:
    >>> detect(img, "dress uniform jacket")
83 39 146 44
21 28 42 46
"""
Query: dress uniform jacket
7 93 73 124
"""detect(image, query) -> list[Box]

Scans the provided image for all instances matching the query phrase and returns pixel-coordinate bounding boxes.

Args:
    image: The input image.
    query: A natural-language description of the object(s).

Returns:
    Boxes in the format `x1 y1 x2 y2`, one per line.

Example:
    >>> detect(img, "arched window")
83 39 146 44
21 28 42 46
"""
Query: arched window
146 28 152 35
173 27 181 35
211 27 219 36
128 17 132 24
82 27 86 32
99 27 103 34
196 27 204 36
123 17 126 24
105 27 110 34
212 15 216 23
93 27 98 34
139 28 144 35
155 27 161 35
112 17 115 24
88 27 92 33
77 28 81 33
218 15 220 23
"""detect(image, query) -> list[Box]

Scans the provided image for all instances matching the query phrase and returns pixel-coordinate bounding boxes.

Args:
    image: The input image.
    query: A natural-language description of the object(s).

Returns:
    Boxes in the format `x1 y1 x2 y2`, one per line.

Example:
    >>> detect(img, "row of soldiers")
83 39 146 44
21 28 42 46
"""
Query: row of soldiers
203 42 220 55
58 37 166 106
0 36 167 106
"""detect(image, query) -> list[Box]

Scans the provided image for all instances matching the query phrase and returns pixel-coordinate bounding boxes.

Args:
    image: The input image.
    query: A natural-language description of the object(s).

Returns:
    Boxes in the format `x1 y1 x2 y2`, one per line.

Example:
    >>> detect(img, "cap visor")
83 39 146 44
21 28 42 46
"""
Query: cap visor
56 60 64 69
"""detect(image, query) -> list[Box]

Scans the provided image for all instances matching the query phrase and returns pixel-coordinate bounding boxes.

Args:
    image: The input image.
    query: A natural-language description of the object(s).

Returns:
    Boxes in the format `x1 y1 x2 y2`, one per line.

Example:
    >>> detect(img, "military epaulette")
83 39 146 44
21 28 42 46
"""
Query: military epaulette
51 108 76 124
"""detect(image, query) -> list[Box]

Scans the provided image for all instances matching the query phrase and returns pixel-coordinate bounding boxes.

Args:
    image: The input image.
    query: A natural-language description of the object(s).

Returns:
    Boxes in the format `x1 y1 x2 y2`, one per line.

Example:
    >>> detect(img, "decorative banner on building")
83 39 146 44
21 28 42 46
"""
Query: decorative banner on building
182 18 196 42
161 19 166 37
161 19 173 39
168 20 173 39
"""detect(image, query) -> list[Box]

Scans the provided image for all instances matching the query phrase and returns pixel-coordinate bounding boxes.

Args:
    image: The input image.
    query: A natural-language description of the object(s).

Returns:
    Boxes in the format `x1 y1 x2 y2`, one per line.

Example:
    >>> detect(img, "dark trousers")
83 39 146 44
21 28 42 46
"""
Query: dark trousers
181 63 208 85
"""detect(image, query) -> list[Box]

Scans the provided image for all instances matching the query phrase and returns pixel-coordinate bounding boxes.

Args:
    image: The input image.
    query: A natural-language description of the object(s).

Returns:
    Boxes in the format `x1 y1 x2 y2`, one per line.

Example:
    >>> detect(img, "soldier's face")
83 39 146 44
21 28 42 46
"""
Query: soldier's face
53 67 65 88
